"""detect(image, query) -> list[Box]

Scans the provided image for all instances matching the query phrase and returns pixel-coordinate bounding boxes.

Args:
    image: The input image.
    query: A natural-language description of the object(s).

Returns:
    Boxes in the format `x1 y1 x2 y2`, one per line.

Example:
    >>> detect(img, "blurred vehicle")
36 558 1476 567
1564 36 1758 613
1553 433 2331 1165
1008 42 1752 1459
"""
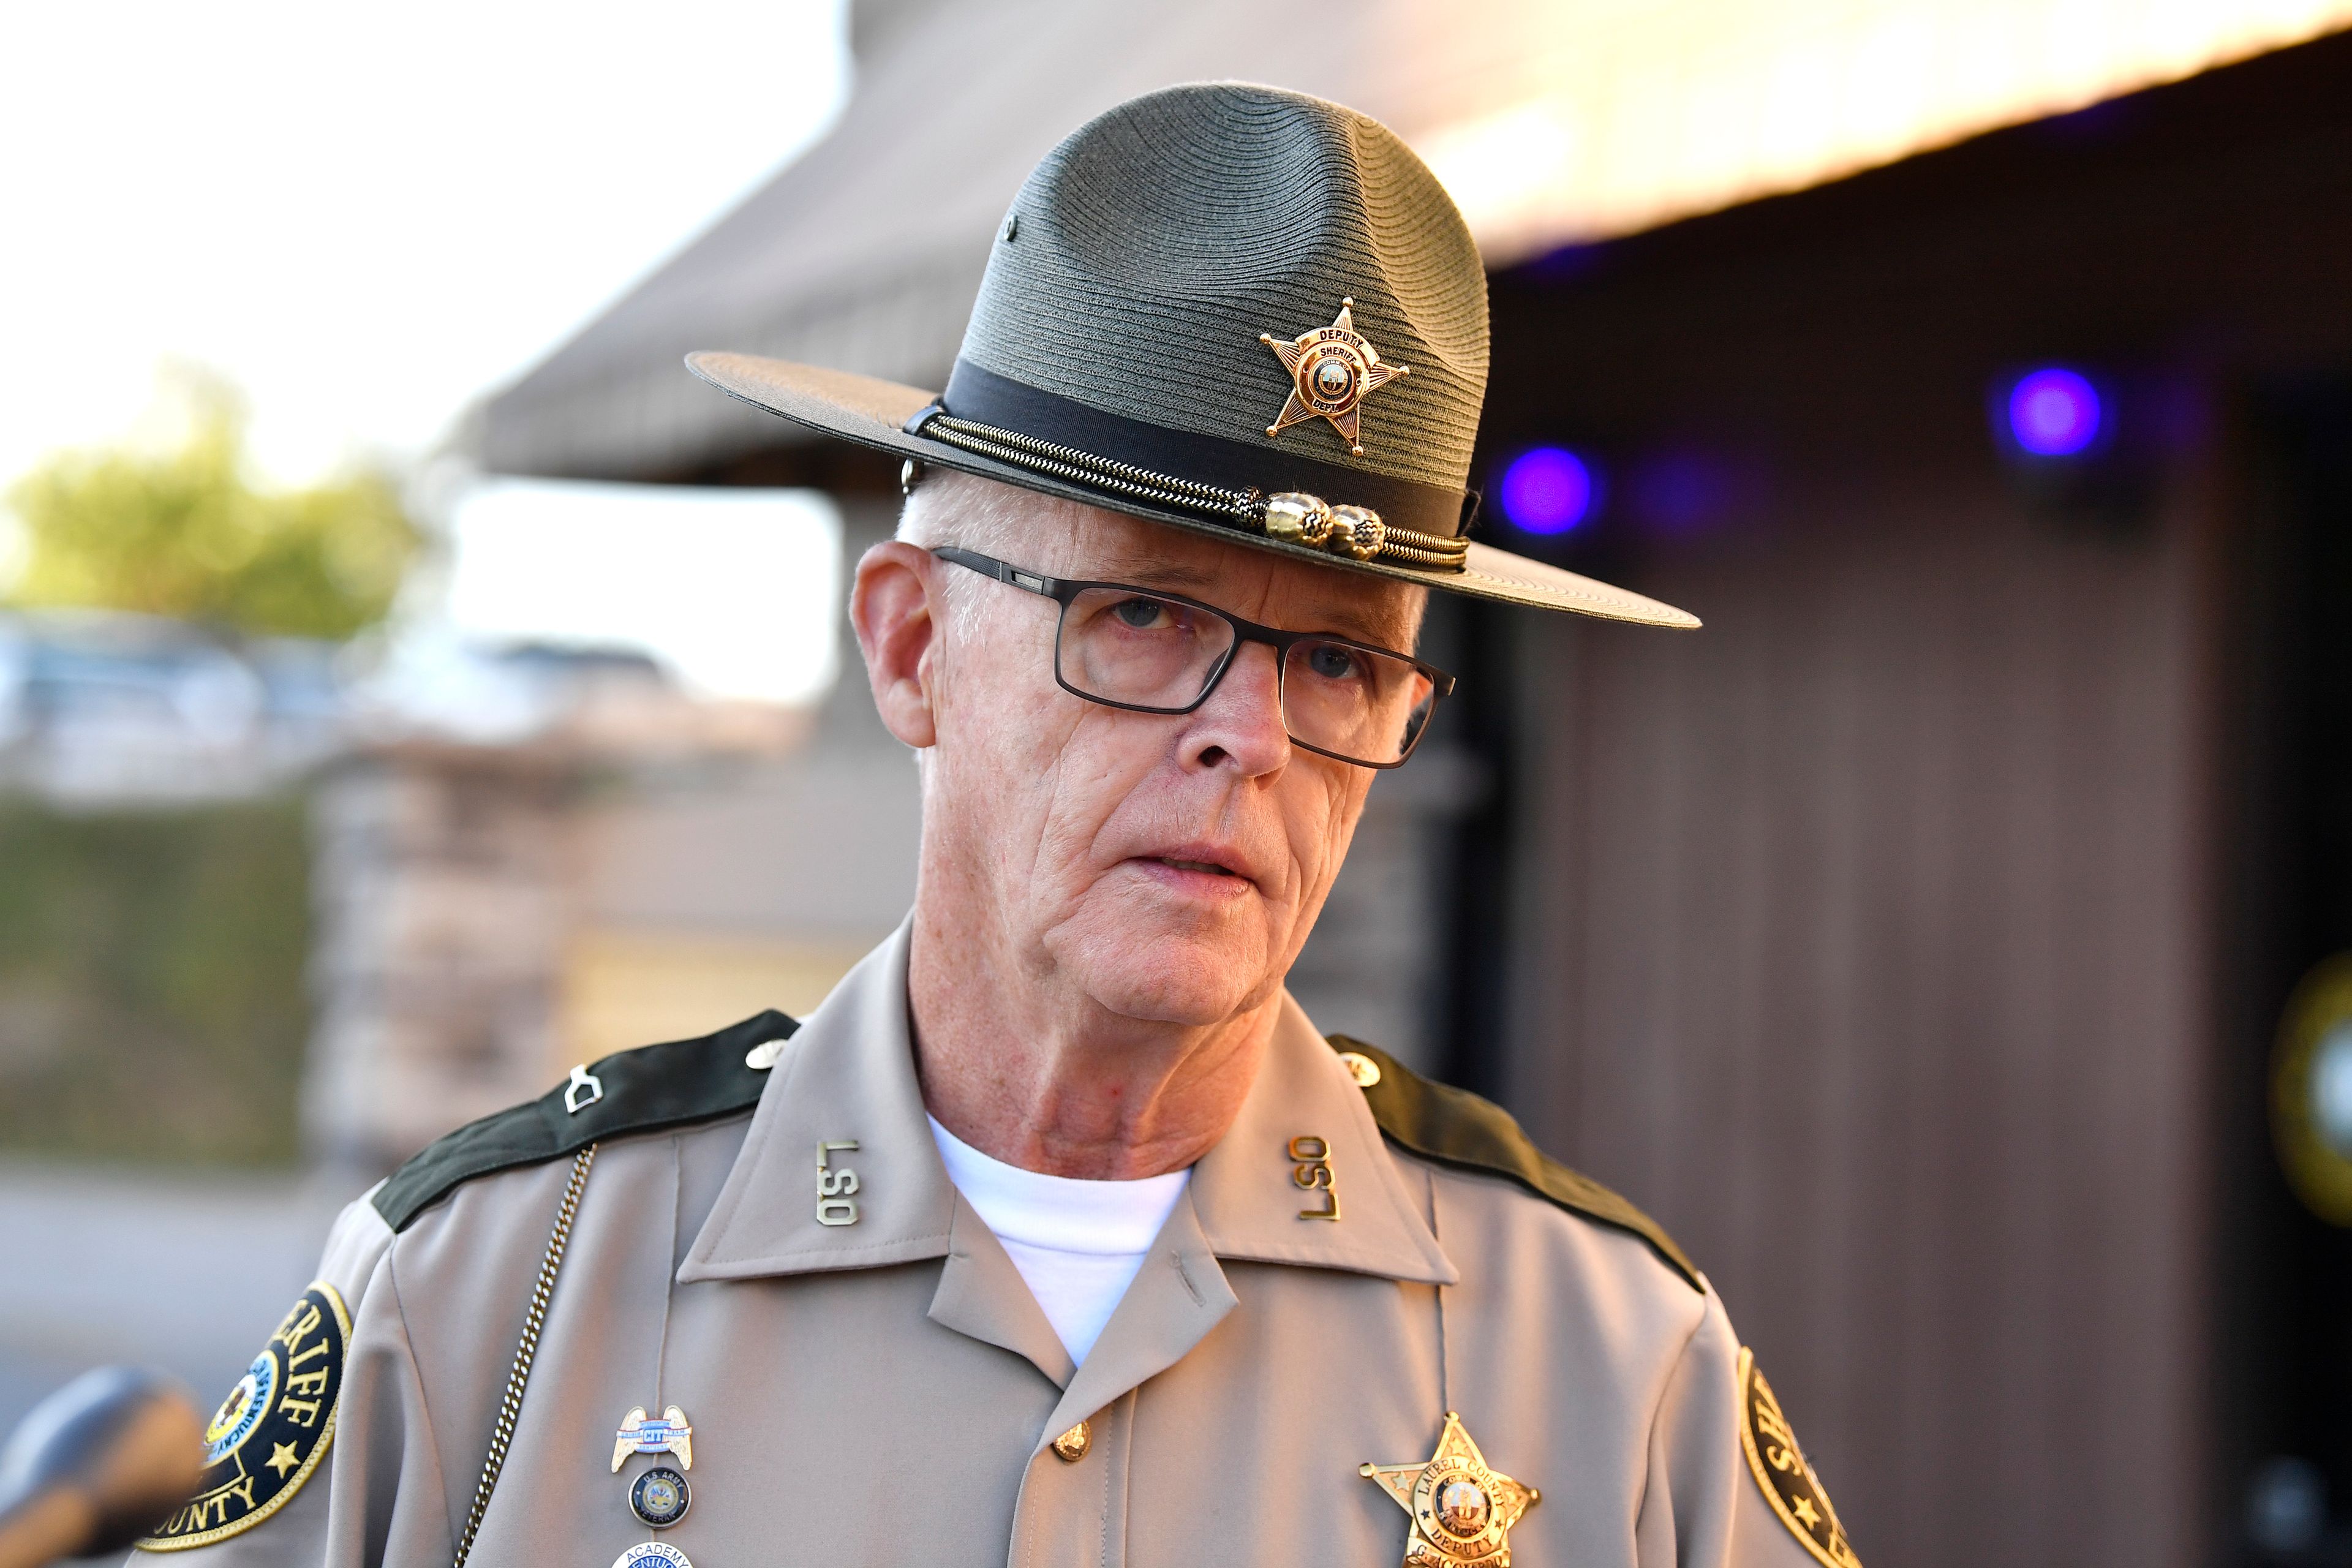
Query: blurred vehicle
0 611 328 805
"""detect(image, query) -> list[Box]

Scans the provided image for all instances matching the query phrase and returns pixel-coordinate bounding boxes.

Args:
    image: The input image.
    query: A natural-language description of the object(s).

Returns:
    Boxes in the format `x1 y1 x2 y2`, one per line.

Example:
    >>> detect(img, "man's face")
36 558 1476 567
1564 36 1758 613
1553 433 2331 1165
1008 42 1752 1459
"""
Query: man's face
906 484 1428 1029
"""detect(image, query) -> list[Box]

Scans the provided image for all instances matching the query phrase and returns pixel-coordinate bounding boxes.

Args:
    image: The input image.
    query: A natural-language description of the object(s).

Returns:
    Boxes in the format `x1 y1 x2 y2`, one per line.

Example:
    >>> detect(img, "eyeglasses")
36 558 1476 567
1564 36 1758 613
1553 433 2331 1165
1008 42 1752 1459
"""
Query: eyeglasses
931 547 1455 769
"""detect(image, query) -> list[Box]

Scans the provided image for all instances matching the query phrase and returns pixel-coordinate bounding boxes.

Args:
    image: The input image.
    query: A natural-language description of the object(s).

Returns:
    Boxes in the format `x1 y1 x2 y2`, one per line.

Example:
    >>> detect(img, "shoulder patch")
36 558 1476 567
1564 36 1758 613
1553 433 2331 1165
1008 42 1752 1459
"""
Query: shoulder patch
1737 1347 1861 1568
138 1283 350 1550
372 1009 799 1233
1328 1034 1701 1291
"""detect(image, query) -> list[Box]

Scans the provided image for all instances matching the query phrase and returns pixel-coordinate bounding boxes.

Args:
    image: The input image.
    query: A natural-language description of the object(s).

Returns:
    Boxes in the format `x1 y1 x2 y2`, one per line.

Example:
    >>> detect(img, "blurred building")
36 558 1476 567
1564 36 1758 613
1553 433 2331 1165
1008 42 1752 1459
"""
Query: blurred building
0 605 866 1170
304 641 845 1167
475 6 2352 1567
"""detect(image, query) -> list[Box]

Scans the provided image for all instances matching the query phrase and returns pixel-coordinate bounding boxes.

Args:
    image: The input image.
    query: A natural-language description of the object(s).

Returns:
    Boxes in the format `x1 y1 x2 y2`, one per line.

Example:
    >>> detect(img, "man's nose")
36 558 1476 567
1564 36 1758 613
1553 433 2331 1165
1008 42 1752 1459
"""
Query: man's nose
1181 641 1291 775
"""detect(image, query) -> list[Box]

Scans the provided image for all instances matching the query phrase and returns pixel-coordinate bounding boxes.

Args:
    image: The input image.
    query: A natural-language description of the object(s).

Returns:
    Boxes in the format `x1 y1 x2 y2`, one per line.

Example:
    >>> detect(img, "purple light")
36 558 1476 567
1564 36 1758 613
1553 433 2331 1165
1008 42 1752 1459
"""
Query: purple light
2008 368 2102 456
1498 447 1594 535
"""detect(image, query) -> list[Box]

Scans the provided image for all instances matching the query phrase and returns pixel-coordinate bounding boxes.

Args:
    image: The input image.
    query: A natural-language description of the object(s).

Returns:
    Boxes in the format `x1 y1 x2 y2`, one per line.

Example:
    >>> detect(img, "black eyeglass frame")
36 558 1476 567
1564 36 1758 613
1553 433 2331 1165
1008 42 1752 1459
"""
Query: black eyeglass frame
930 546 1457 770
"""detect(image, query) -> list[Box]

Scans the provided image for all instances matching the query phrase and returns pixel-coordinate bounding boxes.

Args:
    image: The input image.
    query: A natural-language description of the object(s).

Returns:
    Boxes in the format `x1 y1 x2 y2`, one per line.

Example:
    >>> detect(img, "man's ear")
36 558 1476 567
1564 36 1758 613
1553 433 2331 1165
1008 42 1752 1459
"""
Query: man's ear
850 540 943 748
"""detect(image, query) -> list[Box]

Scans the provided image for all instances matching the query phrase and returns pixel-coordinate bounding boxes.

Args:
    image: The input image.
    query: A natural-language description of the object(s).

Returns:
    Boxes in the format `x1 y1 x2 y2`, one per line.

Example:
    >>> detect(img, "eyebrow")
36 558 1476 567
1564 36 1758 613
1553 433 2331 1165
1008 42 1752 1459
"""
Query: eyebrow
1090 558 1414 648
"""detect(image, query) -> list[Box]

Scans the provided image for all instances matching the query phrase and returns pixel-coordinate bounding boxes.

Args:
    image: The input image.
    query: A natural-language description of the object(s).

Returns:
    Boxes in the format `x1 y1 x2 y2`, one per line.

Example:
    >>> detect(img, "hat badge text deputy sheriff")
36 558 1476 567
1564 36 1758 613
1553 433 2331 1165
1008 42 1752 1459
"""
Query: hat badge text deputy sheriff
1362 1411 1539 1568
1259 298 1408 456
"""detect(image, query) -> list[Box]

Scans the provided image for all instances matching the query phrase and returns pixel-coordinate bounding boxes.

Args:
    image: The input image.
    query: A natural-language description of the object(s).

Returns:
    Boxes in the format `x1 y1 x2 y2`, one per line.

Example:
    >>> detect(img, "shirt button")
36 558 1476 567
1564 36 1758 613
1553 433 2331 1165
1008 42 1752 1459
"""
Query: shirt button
1050 1420 1092 1462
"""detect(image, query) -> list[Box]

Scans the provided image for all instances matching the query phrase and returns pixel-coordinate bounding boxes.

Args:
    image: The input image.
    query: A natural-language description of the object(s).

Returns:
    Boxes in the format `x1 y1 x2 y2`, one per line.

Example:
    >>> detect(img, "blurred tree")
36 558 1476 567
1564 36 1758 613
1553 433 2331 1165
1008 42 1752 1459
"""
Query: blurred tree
4 372 420 639
0 798 311 1166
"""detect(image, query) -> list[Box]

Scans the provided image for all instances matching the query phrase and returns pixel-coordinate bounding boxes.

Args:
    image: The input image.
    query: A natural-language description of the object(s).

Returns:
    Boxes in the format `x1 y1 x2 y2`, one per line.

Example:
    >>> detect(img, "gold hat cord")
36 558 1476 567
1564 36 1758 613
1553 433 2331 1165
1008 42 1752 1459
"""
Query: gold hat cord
915 412 1469 573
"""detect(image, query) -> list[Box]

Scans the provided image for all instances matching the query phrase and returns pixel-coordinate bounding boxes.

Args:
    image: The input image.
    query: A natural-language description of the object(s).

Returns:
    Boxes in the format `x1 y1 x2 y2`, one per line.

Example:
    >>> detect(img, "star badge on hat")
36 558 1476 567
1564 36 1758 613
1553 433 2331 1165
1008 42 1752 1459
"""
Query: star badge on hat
1259 298 1408 455
1361 1411 1539 1567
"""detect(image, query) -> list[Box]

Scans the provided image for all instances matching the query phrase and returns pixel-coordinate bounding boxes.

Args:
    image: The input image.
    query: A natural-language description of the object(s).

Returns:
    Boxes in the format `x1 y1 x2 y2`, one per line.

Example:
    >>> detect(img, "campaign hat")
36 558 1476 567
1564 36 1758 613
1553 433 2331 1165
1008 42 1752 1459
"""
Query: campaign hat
688 81 1696 626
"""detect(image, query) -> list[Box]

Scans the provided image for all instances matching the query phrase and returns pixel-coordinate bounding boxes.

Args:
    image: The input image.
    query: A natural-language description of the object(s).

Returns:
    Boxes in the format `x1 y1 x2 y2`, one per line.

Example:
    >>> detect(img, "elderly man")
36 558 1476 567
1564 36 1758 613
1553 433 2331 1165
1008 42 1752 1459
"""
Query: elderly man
137 85 1855 1568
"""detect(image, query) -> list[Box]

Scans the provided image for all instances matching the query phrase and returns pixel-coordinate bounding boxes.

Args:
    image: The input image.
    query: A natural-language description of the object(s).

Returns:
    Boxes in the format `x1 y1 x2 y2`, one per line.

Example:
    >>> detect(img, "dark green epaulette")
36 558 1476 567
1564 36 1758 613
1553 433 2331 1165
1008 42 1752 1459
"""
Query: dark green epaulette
372 1010 801 1233
1329 1035 1702 1293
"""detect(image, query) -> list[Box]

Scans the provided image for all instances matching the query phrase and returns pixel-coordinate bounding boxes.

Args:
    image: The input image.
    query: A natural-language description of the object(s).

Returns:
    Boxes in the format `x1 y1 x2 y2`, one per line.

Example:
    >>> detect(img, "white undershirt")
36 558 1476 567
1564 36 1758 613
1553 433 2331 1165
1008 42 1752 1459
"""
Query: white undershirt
927 1115 1191 1367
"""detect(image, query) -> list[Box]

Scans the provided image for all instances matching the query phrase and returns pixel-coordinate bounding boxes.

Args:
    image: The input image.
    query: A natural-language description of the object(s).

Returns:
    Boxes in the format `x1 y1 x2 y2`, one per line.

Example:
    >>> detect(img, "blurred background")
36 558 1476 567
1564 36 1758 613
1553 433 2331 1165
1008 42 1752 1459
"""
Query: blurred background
7 0 2352 1562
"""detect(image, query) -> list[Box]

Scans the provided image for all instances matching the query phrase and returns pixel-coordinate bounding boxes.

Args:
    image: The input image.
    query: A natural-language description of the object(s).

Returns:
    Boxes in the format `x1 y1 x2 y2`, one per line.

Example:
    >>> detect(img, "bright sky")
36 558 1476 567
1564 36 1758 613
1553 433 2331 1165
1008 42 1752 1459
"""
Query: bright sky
0 0 851 696
447 481 840 705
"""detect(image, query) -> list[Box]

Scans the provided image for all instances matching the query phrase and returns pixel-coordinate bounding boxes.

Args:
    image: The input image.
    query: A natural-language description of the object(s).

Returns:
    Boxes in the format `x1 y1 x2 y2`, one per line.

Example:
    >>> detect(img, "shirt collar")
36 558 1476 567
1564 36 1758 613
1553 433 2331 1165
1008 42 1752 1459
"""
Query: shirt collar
679 920 954 1282
1187 991 1455 1284
679 919 1454 1287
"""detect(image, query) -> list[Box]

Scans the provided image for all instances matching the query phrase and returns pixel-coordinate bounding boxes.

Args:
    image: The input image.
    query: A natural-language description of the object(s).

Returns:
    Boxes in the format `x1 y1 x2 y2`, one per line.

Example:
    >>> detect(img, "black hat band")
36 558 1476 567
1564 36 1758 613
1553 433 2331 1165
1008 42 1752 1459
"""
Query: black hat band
914 360 1472 573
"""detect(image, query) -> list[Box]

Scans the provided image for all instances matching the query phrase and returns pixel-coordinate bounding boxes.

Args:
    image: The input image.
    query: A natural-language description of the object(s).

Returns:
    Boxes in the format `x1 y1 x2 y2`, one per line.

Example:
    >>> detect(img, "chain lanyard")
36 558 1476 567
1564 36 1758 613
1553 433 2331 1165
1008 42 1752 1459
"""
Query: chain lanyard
453 1143 598 1568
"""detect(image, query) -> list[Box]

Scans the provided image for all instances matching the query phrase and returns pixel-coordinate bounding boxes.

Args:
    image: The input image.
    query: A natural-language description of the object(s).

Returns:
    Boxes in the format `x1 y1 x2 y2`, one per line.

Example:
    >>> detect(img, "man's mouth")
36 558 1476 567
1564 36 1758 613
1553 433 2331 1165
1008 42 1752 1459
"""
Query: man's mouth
1156 857 1238 876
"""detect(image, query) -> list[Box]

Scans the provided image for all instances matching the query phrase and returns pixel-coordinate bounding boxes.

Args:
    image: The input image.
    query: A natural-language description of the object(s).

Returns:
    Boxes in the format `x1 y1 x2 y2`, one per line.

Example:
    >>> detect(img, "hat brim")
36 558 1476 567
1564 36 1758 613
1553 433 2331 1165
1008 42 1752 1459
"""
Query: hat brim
685 352 1700 629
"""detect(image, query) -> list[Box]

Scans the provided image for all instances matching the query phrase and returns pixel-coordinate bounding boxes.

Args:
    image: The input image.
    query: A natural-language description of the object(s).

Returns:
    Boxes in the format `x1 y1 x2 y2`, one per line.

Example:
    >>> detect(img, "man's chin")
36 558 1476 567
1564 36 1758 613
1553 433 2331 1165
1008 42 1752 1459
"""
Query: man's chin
1054 923 1280 1028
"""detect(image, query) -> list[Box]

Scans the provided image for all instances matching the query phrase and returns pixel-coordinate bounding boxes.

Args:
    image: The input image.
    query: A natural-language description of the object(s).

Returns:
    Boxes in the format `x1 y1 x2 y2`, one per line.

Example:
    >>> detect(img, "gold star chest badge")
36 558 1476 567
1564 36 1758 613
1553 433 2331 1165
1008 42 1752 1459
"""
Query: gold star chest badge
1362 1412 1539 1567
1259 298 1408 456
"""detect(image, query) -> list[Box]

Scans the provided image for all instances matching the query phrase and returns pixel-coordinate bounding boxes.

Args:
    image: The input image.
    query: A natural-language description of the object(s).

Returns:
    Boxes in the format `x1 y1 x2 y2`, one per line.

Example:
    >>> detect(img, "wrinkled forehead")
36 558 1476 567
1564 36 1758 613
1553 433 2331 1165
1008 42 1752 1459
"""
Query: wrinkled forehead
957 478 1430 649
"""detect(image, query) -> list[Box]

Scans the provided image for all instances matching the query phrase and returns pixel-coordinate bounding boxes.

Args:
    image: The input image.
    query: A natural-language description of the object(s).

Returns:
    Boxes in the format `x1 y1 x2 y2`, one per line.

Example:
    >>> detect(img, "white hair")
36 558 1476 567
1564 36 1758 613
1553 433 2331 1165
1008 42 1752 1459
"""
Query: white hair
895 467 1088 624
894 465 1042 552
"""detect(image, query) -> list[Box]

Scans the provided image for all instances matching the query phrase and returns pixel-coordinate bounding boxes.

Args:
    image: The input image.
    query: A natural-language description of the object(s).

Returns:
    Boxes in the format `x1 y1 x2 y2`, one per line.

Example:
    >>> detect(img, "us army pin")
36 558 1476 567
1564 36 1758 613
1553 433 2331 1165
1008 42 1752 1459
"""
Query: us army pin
629 1467 690 1529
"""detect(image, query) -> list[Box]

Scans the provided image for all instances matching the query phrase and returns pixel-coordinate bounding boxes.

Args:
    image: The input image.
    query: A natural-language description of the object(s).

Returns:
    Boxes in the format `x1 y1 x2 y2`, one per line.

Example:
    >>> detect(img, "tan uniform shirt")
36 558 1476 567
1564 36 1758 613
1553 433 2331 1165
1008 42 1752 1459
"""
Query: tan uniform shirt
140 922 1850 1568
